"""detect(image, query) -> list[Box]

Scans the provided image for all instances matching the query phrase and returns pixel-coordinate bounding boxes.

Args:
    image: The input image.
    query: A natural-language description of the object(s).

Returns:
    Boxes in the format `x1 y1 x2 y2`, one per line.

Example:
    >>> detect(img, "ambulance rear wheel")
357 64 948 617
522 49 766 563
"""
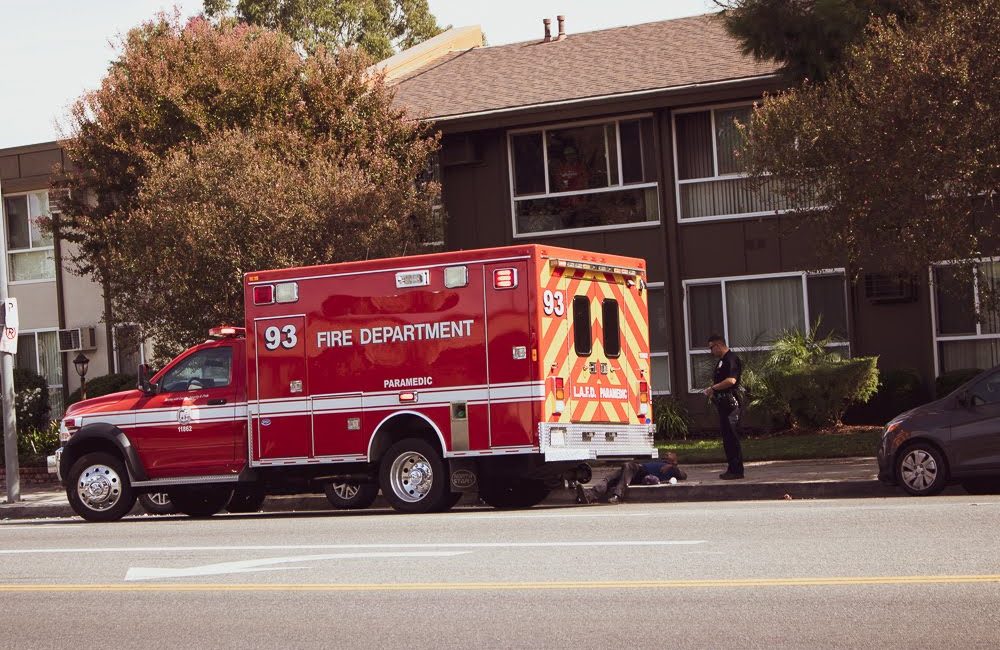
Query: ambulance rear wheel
226 485 267 513
379 438 447 514
480 479 550 509
324 481 379 510
67 452 137 522
168 485 234 518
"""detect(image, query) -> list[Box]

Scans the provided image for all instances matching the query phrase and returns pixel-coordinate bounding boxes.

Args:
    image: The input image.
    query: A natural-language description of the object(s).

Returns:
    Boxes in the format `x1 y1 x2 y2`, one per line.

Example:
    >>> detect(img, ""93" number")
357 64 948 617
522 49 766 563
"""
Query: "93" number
542 290 565 316
264 325 298 350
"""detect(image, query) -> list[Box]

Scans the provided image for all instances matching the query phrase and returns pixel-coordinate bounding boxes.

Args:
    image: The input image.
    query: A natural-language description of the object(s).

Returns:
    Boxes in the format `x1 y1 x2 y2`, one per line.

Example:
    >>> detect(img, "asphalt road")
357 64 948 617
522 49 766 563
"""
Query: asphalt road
2 496 1000 649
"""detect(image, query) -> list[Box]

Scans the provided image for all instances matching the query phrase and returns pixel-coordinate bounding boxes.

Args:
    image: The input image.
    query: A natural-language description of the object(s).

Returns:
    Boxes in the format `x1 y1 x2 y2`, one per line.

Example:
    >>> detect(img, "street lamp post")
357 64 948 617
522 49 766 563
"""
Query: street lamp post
73 353 90 400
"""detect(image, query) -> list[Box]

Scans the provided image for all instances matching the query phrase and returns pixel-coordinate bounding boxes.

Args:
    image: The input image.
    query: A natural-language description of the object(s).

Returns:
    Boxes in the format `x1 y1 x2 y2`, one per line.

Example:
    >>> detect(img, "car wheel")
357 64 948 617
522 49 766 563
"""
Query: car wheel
168 486 234 517
480 479 550 509
323 481 379 509
139 492 176 515
378 438 447 513
896 443 948 496
67 452 137 522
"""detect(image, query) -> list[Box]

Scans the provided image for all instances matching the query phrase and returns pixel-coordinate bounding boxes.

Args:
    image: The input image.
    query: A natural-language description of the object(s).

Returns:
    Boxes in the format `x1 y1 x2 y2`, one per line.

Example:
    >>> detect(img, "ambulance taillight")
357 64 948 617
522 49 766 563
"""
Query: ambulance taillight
253 285 274 305
638 381 649 417
554 377 565 415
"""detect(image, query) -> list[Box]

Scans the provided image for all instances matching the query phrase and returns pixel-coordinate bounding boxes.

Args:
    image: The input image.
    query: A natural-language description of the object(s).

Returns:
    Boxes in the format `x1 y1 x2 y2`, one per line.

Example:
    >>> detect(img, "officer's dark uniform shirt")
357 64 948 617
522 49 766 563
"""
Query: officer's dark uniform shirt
713 350 742 396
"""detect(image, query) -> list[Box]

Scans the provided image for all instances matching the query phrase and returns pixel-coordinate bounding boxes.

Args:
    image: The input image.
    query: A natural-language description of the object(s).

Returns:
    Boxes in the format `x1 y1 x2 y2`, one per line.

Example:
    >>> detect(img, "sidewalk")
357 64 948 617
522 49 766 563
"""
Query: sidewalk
0 457 908 521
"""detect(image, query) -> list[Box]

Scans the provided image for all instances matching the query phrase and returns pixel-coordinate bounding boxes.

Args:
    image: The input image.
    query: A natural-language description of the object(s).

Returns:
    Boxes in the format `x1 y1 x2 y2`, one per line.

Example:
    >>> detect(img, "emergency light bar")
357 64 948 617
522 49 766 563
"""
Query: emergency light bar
548 258 642 277
209 326 246 339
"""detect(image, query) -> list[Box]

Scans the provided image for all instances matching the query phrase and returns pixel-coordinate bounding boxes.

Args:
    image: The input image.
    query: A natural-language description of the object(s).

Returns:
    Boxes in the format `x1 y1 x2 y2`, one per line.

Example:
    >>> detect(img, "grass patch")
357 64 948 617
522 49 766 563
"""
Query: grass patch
658 426 883 464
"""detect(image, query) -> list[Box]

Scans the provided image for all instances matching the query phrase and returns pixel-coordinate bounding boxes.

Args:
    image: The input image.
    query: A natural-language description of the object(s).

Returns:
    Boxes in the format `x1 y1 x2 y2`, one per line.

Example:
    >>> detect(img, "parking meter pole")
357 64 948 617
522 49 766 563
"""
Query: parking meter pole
0 177 19 503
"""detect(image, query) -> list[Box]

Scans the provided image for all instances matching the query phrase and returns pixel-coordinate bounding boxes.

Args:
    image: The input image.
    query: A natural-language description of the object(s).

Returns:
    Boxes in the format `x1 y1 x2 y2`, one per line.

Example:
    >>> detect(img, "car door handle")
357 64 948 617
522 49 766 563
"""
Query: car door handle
207 398 227 405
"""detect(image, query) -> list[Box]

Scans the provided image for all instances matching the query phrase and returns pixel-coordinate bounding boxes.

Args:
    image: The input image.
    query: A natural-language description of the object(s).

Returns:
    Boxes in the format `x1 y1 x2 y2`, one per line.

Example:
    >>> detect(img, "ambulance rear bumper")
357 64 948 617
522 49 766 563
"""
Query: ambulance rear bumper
539 423 657 462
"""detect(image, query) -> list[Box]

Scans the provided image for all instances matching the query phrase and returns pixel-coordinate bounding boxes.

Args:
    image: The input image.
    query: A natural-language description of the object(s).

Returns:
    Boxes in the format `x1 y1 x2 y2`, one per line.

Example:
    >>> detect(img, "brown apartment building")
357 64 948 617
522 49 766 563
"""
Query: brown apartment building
384 13 1000 411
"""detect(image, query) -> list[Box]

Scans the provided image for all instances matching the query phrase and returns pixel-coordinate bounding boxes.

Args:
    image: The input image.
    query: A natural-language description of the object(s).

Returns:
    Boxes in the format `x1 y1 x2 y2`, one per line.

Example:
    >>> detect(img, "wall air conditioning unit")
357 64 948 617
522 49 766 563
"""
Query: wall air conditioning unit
58 327 98 352
864 273 917 304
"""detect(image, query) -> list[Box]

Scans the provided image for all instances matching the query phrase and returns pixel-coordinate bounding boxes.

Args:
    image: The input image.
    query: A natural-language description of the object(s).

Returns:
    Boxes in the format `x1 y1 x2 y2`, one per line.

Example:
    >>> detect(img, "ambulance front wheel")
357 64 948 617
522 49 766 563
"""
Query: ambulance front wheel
379 438 447 514
67 452 137 522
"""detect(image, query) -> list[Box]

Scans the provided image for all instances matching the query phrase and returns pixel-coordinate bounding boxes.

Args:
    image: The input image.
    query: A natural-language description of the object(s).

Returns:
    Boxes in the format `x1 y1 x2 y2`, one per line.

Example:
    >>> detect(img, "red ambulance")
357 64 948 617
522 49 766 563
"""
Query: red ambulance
53 245 656 521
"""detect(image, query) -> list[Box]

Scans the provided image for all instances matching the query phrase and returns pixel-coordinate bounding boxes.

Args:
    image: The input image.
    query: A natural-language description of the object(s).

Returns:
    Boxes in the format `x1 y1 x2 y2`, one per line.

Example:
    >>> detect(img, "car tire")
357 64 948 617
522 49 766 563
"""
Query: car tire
480 479 550 509
896 442 948 496
67 452 137 522
378 438 447 513
227 485 267 513
324 481 379 509
168 485 234 517
139 492 176 515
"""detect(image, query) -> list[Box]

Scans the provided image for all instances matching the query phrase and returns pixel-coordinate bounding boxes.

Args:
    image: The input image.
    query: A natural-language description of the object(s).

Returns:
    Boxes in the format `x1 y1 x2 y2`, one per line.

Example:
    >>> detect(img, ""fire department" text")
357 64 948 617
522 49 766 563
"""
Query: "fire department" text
316 319 475 348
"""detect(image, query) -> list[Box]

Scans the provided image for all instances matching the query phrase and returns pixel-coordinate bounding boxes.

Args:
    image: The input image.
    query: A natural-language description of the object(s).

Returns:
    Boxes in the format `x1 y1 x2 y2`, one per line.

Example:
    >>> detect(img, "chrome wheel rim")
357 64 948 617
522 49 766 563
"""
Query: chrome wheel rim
331 483 360 500
901 449 939 492
389 452 433 503
77 464 123 511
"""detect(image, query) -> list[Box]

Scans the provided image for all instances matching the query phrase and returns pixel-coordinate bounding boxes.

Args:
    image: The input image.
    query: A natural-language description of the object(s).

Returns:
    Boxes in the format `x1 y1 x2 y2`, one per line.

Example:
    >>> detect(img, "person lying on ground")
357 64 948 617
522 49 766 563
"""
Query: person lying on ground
576 453 687 504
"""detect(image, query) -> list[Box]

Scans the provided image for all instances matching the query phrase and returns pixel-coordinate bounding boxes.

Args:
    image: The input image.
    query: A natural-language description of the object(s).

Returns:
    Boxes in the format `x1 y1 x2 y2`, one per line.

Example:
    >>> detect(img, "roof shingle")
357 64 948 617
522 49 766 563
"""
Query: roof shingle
392 13 779 120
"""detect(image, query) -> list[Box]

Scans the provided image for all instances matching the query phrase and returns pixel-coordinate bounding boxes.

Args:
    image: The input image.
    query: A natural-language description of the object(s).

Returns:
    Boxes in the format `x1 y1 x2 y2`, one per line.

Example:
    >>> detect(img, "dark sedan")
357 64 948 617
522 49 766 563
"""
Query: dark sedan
878 365 1000 495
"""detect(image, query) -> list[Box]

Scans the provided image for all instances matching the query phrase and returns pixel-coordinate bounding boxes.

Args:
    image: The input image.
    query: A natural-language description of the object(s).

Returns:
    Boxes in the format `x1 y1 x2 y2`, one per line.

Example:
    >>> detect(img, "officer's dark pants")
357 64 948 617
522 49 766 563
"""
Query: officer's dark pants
718 404 744 475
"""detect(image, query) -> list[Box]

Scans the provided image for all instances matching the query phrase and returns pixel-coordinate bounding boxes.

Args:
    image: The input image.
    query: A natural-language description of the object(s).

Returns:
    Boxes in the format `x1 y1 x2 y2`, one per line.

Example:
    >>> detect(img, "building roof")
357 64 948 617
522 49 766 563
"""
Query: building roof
391 13 780 122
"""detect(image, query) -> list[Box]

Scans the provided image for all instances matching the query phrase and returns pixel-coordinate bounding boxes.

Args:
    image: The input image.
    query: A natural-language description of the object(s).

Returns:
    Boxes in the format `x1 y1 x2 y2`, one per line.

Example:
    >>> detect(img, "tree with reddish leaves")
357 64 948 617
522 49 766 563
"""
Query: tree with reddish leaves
58 15 440 358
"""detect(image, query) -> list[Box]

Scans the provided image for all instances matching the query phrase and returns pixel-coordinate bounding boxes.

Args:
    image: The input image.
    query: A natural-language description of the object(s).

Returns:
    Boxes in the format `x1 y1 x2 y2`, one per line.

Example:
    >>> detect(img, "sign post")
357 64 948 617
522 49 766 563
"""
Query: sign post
0 181 21 503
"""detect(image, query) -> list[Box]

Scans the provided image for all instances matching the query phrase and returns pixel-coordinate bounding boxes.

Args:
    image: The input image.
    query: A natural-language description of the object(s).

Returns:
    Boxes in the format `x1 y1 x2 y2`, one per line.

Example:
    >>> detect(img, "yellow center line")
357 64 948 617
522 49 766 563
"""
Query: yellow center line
3 575 1000 592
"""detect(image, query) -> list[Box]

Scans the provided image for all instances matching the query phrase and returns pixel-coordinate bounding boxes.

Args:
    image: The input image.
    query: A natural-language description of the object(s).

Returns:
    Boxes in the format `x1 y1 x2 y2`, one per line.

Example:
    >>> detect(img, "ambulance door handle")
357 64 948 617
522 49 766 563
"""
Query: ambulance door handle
208 398 227 405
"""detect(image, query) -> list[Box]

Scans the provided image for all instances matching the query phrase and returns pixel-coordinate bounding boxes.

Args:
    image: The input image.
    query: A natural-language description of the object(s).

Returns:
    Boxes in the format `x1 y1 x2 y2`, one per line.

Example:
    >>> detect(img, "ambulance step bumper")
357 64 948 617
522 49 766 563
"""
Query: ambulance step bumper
539 423 656 460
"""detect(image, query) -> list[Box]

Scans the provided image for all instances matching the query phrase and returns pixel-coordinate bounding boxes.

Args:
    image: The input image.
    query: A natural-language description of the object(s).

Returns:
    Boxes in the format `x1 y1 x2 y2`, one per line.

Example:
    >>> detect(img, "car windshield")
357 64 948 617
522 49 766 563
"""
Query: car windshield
159 347 232 392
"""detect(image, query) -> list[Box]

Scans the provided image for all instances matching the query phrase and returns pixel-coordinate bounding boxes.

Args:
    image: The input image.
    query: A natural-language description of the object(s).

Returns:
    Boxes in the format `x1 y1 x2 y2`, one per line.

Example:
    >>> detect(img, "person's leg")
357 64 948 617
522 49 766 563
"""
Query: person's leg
719 406 744 476
613 462 643 500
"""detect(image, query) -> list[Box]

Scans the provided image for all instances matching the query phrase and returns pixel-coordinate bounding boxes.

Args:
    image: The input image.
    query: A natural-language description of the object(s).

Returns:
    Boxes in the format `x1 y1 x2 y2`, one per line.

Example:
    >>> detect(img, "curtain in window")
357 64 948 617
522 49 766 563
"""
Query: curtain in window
715 107 752 175
726 277 804 347
674 112 713 180
978 261 1000 334
940 340 1000 372
651 354 671 394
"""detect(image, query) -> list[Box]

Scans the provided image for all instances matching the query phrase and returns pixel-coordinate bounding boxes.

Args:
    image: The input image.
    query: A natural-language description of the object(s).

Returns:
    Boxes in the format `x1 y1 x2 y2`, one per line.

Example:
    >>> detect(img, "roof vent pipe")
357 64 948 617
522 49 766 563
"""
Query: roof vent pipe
556 15 566 40
543 18 552 42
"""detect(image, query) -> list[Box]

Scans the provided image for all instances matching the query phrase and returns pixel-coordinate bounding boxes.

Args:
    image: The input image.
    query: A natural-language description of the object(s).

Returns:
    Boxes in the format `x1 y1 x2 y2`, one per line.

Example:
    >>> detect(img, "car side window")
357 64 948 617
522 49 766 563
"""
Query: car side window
159 347 233 393
970 371 1000 406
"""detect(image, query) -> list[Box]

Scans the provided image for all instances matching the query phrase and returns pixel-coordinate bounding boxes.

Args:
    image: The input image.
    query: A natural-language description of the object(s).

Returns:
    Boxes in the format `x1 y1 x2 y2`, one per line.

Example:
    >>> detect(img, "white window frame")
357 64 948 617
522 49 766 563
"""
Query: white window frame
507 113 661 238
646 281 671 395
16 327 65 416
3 190 56 285
112 322 148 374
672 100 803 225
682 269 850 393
929 256 1000 376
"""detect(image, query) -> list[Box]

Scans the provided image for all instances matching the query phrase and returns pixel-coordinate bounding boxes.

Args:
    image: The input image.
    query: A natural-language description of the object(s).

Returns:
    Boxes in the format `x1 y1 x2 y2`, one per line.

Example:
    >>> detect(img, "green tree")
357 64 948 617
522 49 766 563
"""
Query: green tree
714 0 940 82
203 0 442 59
739 0 999 282
58 15 440 357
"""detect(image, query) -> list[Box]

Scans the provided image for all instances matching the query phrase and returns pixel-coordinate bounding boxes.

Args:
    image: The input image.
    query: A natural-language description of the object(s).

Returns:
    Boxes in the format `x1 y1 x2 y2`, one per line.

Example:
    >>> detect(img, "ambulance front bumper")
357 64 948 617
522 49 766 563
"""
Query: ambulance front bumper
539 423 657 462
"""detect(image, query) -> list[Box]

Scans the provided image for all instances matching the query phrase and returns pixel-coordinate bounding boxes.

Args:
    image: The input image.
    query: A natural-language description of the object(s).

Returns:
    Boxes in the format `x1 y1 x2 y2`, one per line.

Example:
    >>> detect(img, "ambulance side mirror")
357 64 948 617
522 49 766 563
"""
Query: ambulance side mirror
137 364 156 395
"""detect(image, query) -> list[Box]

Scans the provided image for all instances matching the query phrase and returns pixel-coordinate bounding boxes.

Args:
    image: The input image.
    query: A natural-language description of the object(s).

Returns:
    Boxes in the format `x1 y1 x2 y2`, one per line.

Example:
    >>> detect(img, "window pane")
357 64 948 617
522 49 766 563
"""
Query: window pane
651 354 670 394
940 339 1000 373
807 275 848 340
726 276 804 347
573 296 592 357
49 387 65 420
36 331 62 387
547 124 610 192
511 133 545 196
674 111 713 180
15 334 38 372
514 186 658 234
620 120 644 184
160 347 233 392
648 287 667 351
934 266 976 335
687 283 723 349
978 261 1000 334
28 191 52 247
602 299 621 357
678 175 817 220
970 369 1000 406
715 107 752 175
10 249 55 281
690 353 716 390
605 124 620 186
4 196 30 249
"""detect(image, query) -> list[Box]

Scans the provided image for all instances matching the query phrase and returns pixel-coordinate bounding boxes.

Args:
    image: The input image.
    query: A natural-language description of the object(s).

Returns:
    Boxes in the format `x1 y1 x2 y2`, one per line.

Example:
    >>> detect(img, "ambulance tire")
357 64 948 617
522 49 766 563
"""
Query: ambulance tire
323 481 379 510
168 486 234 518
226 485 267 513
379 438 448 514
480 479 550 509
67 452 137 522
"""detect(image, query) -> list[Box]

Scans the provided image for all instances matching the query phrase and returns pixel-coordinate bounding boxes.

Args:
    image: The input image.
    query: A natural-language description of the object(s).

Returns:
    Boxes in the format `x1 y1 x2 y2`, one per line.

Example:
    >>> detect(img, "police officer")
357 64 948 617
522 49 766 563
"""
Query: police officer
703 334 744 479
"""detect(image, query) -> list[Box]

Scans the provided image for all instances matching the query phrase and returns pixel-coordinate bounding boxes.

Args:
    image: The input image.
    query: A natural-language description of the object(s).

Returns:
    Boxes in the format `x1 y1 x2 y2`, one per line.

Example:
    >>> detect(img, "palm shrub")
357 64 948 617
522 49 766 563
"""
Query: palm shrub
750 326 879 428
652 396 690 440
